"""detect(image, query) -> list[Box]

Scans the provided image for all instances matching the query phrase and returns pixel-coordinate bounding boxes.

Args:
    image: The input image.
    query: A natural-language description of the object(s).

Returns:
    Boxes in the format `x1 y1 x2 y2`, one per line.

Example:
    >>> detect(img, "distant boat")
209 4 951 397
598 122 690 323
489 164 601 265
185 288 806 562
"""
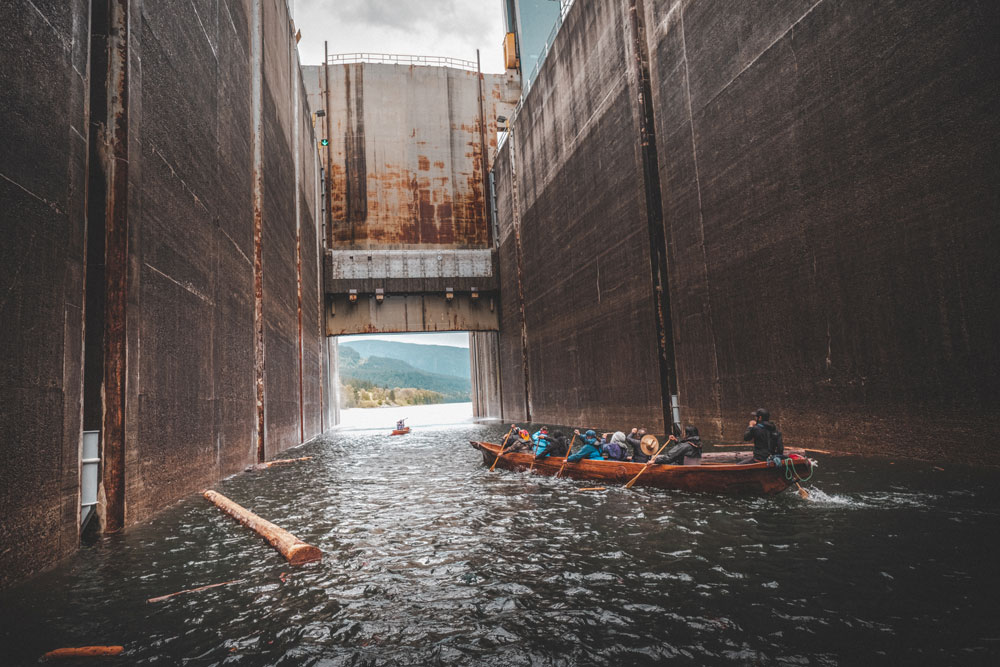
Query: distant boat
470 440 815 495
390 427 411 436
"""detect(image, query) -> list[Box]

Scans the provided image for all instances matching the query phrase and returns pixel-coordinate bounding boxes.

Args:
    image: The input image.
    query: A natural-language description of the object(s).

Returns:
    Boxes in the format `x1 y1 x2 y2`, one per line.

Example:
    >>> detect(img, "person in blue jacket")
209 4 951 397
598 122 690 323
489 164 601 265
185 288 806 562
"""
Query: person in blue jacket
566 429 605 462
531 427 550 457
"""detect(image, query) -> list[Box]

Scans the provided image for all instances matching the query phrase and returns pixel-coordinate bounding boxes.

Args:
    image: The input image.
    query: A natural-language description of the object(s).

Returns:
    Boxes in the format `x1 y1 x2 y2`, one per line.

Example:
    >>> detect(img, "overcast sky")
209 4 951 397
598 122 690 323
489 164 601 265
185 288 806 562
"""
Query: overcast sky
292 0 506 73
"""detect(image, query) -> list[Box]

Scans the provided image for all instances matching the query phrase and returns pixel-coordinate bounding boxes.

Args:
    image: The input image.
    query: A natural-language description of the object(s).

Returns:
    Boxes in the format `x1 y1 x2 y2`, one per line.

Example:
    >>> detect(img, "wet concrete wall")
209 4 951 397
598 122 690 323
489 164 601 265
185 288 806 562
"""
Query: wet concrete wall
470 331 503 420
0 0 329 587
0 0 90 588
496 0 1000 458
303 62 518 249
642 0 1000 457
495 0 671 429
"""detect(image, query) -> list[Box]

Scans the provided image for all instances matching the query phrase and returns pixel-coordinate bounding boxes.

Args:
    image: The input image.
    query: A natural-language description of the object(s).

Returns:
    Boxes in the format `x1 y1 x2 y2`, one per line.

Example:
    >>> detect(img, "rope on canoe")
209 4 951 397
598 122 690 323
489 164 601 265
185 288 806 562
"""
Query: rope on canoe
783 457 815 483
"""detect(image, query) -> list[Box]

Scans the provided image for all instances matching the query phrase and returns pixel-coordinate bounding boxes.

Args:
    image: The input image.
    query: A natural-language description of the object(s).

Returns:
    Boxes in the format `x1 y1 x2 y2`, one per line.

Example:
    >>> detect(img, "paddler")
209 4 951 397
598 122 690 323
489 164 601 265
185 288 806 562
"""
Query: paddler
626 427 650 462
506 427 534 452
534 430 569 460
531 427 551 457
566 429 604 462
652 425 702 465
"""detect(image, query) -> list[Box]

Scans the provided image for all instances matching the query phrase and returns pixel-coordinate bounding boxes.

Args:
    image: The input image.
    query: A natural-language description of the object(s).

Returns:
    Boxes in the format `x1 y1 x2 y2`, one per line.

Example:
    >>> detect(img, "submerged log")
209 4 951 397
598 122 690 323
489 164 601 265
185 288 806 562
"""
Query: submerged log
244 456 313 471
42 646 124 659
146 579 243 603
203 490 321 565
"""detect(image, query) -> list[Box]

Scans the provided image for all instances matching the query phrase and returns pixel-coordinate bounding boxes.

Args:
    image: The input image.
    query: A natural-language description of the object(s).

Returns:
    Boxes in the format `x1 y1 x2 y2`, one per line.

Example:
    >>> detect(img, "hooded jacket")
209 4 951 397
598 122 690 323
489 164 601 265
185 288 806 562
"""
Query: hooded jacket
531 430 549 456
567 430 603 462
743 421 783 461
601 431 629 461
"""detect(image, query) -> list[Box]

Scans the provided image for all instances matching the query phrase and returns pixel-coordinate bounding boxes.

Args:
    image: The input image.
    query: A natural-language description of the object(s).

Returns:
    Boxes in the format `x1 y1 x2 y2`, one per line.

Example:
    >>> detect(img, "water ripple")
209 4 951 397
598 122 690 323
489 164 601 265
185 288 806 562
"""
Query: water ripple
1 421 999 664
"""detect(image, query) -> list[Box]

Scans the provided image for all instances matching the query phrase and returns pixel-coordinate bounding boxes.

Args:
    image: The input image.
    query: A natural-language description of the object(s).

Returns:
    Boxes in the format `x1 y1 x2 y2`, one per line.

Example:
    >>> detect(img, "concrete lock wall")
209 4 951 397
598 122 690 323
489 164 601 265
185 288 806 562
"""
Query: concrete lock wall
496 0 672 429
0 0 329 587
0 0 91 590
494 0 1000 458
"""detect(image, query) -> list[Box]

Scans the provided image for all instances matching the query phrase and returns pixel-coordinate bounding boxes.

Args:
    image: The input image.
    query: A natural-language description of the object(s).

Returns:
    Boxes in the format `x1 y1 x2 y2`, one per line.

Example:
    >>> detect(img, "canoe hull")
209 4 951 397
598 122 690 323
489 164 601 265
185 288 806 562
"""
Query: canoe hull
470 441 814 496
391 428 411 436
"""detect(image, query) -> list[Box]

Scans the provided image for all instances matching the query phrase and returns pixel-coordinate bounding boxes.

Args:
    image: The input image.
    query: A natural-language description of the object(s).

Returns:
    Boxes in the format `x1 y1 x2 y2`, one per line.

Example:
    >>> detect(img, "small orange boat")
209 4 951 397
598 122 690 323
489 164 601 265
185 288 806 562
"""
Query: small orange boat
390 427 411 436
470 440 815 495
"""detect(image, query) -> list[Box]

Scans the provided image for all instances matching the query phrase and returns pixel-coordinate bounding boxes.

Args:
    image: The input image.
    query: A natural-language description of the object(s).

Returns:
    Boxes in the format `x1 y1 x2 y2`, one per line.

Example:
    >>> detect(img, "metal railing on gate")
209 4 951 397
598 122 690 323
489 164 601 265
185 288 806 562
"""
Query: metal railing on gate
327 53 478 72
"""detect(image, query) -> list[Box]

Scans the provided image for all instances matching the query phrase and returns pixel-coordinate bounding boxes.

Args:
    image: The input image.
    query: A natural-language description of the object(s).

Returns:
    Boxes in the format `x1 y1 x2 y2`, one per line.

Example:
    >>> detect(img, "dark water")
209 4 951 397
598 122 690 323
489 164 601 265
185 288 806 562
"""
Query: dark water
2 421 999 665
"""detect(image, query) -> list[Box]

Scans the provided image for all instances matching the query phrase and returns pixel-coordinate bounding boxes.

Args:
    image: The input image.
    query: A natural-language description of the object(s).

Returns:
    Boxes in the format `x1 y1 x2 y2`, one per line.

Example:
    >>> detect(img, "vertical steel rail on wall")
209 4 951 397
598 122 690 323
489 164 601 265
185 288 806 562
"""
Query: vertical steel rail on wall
251 0 266 462
293 23 305 445
323 40 333 248
507 131 532 421
628 0 678 433
101 0 130 533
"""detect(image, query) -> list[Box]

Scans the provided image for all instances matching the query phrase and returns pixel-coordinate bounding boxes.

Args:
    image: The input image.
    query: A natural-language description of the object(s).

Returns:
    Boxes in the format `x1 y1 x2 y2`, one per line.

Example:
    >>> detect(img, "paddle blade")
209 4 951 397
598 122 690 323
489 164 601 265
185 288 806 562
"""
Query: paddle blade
796 483 810 499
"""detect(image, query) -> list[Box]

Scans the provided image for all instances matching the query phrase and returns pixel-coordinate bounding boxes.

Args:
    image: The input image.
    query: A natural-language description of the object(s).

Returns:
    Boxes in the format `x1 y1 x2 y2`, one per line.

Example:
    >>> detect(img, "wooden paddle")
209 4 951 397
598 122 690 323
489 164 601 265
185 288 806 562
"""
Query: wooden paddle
795 482 810 499
489 425 517 472
624 436 675 489
554 434 578 478
528 432 543 472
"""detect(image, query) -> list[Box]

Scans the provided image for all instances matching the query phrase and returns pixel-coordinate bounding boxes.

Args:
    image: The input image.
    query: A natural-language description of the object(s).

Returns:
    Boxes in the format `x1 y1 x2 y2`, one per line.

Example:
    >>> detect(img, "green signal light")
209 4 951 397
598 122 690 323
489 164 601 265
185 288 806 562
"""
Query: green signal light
320 138 330 146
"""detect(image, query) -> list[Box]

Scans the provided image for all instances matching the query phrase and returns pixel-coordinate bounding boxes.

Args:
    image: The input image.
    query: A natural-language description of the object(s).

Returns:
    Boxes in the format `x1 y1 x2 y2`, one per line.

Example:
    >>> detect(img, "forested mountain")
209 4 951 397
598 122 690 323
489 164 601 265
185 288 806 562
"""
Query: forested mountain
339 339 469 378
338 344 470 405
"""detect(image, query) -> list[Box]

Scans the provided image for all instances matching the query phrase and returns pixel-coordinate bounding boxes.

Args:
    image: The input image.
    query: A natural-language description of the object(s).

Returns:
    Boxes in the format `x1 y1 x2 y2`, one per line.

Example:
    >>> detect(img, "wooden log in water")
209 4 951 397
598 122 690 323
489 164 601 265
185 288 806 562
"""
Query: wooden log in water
203 490 321 565
146 579 243 603
42 646 124 659
245 456 313 471
265 456 312 467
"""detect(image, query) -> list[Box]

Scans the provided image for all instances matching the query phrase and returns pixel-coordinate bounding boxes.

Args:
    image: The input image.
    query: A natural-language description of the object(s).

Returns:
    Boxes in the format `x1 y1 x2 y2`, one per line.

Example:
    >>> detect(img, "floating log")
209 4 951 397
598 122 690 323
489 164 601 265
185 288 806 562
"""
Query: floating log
42 646 124 659
147 579 243 604
265 456 312 467
244 456 313 471
203 490 321 565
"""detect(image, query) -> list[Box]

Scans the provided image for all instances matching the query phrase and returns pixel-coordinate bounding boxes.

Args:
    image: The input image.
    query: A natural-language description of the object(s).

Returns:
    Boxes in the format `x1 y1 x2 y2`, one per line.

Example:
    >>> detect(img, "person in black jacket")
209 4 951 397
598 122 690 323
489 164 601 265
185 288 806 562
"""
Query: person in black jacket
740 408 783 463
653 425 703 465
534 430 569 460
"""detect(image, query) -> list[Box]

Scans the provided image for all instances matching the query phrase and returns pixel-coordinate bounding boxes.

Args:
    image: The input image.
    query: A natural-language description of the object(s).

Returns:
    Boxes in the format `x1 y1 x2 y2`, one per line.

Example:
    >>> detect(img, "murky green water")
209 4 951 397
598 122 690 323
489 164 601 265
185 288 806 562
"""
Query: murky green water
2 419 998 665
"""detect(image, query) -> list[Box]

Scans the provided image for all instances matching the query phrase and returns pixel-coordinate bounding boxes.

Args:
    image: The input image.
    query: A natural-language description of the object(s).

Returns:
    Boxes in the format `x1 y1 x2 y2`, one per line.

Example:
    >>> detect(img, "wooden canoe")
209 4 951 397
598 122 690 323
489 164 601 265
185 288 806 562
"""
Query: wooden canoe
390 427 411 436
470 440 816 495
